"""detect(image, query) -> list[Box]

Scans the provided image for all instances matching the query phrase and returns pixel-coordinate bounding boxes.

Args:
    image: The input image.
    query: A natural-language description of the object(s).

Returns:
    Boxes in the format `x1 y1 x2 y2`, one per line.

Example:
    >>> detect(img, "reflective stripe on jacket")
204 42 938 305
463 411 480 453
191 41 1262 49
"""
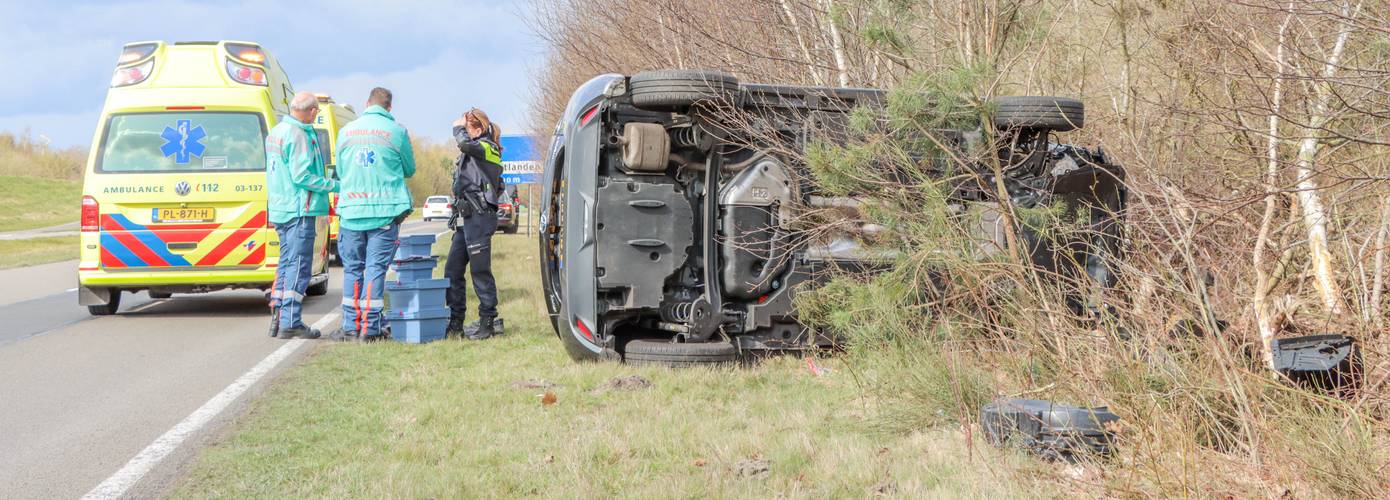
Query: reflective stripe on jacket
266 115 337 224
336 105 416 221
452 126 504 207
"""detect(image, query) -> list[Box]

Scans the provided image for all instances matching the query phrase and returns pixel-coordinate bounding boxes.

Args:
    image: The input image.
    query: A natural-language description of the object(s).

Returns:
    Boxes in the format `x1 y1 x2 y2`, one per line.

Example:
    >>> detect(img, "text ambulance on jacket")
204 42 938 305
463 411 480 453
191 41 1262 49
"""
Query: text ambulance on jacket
266 114 338 223
335 105 416 220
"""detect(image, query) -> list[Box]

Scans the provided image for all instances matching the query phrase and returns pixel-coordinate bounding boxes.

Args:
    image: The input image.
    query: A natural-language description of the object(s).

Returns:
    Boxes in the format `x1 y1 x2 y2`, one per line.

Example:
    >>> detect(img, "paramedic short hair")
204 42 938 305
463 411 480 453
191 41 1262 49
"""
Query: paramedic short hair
290 91 318 112
368 87 393 109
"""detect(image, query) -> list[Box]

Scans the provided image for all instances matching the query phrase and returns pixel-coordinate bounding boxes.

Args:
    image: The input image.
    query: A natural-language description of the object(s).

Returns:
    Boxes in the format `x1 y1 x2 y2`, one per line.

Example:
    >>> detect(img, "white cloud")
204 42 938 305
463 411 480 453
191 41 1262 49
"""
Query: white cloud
0 0 546 147
294 49 536 144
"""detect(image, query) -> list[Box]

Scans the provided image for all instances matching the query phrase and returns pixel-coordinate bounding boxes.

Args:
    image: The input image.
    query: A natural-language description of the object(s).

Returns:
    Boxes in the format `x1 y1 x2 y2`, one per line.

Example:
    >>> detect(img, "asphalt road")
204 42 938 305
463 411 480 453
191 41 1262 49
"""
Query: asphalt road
0 218 447 499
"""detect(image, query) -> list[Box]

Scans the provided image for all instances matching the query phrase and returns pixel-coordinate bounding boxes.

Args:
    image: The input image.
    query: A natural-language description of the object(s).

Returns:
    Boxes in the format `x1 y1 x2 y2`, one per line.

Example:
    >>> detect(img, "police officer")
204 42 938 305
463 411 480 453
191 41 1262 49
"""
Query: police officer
445 108 504 339
266 91 338 340
331 87 416 341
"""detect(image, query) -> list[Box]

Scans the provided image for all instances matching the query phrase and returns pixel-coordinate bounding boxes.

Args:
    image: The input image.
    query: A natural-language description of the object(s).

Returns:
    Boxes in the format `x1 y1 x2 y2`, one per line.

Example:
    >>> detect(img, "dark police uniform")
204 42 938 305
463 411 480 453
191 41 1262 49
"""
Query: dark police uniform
445 125 505 338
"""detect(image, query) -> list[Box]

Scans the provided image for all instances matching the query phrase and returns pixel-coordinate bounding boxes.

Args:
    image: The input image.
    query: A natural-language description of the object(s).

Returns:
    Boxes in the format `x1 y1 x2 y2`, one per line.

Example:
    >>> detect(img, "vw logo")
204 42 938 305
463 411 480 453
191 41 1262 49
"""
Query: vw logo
175 181 191 196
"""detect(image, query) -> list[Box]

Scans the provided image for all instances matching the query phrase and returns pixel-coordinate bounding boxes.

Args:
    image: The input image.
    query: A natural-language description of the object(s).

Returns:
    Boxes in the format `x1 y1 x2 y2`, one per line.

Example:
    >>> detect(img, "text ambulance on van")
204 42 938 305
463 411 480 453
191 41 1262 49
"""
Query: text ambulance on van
78 41 331 316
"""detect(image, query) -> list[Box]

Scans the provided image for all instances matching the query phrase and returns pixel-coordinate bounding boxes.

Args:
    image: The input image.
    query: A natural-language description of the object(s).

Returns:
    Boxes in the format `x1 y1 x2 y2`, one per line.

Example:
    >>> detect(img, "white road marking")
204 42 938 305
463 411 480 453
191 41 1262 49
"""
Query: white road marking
82 312 339 500
66 288 78 292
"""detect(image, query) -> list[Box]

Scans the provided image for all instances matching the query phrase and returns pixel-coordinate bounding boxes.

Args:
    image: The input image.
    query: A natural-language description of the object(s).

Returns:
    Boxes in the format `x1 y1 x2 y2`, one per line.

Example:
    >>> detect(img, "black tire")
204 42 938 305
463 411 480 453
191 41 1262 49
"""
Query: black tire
628 69 739 111
87 290 121 316
306 276 330 297
504 224 518 234
624 339 738 367
148 291 172 299
992 96 1084 132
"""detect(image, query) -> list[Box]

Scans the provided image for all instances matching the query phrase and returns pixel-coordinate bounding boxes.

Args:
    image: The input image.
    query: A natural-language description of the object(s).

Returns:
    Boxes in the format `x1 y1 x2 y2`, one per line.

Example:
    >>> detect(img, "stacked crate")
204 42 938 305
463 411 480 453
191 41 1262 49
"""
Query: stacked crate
387 234 449 343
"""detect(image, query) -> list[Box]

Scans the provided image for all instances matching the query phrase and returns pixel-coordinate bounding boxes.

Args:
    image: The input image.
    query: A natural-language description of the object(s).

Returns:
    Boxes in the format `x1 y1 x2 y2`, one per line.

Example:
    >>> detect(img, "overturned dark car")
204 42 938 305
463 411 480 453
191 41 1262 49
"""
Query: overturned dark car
539 70 1125 365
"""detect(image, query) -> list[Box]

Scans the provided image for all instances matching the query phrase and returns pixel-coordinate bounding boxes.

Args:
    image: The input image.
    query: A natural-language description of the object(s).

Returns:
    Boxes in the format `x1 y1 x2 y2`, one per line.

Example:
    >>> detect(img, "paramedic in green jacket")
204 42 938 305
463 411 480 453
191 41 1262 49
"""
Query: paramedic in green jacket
266 91 338 340
331 87 416 341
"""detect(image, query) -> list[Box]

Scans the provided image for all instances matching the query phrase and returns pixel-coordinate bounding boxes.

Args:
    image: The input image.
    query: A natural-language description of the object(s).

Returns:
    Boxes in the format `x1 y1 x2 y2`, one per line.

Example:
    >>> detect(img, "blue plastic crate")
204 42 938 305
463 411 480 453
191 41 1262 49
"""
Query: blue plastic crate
390 256 439 283
386 278 449 311
396 234 438 261
387 307 450 344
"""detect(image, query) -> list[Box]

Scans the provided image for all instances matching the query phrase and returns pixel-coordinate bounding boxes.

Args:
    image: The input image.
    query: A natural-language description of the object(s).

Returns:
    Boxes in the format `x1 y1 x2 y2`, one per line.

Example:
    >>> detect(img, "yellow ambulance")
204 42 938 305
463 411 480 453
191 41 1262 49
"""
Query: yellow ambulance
78 40 330 315
312 94 358 262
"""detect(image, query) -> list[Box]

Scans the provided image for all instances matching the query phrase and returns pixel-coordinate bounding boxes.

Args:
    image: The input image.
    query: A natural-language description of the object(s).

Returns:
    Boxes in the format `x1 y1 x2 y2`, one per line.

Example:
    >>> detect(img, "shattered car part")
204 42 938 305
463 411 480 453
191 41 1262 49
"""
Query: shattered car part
1271 334 1361 397
539 69 1126 364
980 398 1120 461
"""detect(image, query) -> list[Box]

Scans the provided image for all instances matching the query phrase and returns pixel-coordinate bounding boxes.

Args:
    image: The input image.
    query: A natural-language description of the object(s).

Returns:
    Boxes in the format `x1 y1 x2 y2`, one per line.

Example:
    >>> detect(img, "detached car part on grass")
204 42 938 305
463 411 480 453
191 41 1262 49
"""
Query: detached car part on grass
981 398 1121 461
539 70 1126 365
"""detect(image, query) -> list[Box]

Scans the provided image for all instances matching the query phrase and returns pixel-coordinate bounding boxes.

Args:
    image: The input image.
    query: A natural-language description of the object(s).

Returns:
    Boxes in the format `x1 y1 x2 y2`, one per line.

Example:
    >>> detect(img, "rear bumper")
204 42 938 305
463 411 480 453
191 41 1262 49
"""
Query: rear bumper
79 267 275 287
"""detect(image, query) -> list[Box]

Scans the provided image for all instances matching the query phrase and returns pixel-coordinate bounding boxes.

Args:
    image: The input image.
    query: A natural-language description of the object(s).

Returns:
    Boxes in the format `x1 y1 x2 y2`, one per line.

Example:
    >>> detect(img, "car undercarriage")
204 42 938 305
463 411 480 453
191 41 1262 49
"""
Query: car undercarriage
540 70 1125 365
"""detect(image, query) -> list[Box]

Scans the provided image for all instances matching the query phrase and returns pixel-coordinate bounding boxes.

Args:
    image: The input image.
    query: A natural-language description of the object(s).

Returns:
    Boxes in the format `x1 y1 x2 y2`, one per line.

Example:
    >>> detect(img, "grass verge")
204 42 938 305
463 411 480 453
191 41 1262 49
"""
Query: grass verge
0 236 78 269
175 233 1050 498
0 175 81 232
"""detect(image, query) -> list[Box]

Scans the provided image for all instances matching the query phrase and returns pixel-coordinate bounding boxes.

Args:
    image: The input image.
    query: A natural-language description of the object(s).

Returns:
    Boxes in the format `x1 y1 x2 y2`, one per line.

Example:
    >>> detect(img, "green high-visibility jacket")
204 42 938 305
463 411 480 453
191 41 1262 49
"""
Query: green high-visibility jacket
266 115 338 224
335 105 416 223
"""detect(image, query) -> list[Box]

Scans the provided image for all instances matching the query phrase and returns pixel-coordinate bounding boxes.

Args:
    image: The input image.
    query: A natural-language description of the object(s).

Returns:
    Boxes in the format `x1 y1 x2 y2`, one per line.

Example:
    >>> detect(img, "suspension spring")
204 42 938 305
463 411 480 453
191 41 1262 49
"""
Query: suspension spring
671 126 702 148
661 301 696 323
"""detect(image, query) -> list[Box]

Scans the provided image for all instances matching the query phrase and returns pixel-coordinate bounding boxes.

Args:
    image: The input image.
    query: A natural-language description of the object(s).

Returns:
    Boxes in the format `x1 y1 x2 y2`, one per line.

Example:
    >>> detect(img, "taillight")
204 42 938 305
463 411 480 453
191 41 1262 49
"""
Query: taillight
579 105 599 126
575 317 595 341
81 196 99 232
116 43 157 65
226 58 267 86
110 58 154 87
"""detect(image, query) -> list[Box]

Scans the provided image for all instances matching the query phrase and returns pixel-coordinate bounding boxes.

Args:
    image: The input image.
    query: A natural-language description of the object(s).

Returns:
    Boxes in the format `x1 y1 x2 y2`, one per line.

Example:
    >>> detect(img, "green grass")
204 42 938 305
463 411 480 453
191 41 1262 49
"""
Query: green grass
0 175 81 232
0 236 78 269
175 234 1050 498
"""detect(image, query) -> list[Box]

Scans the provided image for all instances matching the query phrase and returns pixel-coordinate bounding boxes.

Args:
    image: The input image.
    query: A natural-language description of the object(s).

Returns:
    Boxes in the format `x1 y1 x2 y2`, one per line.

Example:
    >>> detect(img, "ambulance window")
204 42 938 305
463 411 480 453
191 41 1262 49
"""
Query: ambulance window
314 129 332 166
96 112 267 173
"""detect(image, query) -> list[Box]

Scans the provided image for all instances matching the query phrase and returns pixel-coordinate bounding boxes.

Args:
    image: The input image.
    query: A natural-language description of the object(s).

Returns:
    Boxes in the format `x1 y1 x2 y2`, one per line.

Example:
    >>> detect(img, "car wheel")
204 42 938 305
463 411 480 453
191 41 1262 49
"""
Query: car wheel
148 291 172 299
306 276 329 297
505 225 518 234
991 96 1084 132
87 290 121 316
628 69 740 111
624 339 738 367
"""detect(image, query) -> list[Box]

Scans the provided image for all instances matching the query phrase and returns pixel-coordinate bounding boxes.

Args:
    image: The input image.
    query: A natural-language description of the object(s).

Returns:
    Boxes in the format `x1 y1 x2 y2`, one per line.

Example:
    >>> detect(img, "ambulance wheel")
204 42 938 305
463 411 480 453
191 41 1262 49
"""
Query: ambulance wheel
87 291 122 316
307 276 330 297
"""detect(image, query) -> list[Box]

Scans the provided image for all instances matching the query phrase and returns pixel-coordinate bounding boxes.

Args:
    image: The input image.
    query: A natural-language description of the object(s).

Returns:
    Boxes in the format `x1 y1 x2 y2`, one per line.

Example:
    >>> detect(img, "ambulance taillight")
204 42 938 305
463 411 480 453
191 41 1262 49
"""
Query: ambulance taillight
116 43 156 65
226 59 267 86
81 196 100 232
110 59 153 87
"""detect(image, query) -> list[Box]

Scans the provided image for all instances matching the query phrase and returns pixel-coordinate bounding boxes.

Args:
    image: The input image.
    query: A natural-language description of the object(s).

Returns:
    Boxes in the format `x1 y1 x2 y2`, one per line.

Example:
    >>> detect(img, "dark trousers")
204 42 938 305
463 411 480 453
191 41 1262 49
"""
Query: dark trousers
445 212 499 321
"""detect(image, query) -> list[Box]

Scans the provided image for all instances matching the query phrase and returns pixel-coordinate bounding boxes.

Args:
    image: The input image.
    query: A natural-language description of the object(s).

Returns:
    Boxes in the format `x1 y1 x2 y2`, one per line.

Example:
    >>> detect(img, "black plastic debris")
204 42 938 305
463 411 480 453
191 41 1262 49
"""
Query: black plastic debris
1271 334 1361 397
980 398 1120 461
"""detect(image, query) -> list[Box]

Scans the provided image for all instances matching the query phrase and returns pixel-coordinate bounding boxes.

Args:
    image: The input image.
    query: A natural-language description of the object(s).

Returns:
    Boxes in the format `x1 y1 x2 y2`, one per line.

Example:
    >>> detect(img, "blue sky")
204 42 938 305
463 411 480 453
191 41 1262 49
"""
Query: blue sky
0 0 544 148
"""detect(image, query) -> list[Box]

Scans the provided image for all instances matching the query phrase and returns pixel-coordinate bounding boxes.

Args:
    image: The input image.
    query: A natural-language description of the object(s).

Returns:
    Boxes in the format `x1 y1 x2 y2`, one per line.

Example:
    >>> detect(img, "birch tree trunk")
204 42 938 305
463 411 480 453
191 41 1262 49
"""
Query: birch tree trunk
1253 7 1292 370
779 0 824 86
1294 0 1360 317
820 0 851 86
